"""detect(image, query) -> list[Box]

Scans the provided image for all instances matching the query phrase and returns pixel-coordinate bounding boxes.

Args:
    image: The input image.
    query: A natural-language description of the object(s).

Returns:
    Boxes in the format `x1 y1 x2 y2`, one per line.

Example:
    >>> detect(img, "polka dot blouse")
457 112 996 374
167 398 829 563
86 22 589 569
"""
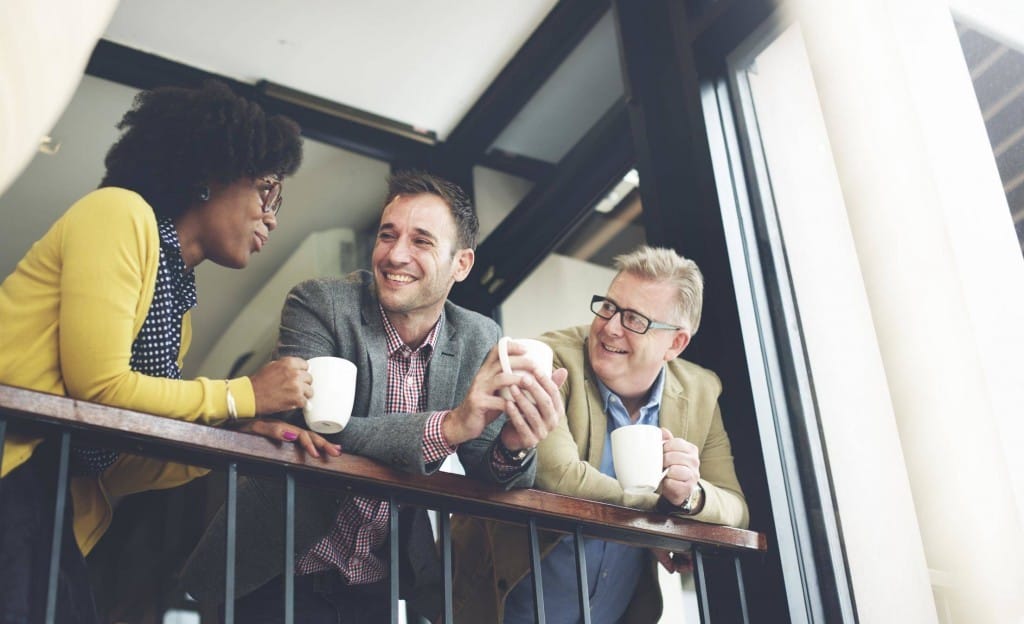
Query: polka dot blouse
70 217 197 475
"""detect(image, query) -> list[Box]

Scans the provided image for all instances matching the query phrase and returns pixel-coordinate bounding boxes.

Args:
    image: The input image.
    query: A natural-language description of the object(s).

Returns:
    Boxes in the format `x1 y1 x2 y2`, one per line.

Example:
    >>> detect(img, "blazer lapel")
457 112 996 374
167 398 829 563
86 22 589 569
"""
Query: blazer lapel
658 366 690 439
359 287 388 418
581 340 608 466
426 312 459 410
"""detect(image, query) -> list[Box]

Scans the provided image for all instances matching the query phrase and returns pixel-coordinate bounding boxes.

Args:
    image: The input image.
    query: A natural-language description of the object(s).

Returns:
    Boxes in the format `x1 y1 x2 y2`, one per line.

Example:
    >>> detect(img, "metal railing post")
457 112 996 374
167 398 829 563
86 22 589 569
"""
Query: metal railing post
693 548 712 624
284 473 295 624
440 506 453 624
44 431 71 624
389 496 400 624
528 518 547 624
0 418 6 468
573 525 591 624
736 556 750 623
224 463 238 624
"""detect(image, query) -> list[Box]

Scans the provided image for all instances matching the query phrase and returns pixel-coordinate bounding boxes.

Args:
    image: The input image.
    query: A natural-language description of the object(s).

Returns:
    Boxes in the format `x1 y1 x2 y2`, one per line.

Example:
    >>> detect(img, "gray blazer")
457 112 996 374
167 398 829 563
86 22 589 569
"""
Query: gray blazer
179 271 534 615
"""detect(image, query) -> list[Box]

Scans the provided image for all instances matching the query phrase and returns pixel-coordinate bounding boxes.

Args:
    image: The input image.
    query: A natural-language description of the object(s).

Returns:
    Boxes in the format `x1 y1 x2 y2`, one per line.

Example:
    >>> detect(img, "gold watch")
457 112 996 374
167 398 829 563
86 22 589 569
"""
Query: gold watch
680 482 704 514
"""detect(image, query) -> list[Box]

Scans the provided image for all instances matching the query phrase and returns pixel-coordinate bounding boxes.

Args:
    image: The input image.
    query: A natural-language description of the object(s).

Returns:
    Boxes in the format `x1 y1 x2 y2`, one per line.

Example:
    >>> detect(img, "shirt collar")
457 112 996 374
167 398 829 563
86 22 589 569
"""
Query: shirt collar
378 304 444 357
156 217 197 307
595 367 666 419
157 218 191 275
157 218 183 253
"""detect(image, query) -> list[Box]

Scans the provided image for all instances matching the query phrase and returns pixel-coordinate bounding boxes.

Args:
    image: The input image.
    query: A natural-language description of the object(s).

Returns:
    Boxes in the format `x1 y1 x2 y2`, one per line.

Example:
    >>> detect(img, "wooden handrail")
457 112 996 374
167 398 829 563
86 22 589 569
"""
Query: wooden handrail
0 384 766 554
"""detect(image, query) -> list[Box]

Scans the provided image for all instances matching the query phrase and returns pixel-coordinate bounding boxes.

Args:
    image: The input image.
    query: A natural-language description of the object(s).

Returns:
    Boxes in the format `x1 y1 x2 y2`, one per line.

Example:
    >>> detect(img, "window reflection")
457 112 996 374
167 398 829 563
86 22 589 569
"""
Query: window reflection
555 169 645 268
957 22 1024 257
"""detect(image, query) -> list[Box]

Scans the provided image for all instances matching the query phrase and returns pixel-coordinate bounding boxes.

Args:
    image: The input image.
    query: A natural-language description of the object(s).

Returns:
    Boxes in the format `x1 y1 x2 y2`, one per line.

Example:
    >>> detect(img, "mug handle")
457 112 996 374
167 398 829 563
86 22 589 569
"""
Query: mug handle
497 336 514 375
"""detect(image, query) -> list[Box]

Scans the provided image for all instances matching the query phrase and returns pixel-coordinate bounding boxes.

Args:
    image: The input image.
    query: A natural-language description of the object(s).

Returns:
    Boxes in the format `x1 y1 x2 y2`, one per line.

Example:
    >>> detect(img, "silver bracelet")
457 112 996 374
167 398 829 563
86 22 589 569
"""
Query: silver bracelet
225 380 238 421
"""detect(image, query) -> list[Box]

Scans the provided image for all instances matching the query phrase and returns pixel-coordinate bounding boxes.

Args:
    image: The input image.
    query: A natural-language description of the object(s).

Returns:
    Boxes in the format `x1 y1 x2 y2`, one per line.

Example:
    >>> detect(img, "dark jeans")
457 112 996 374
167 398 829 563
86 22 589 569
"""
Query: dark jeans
0 443 99 624
224 572 389 624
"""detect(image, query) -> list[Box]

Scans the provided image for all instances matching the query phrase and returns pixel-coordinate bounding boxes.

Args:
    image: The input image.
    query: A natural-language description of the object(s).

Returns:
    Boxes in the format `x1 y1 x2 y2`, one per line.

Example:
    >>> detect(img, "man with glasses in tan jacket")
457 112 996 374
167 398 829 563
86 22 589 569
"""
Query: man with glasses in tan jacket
452 245 748 624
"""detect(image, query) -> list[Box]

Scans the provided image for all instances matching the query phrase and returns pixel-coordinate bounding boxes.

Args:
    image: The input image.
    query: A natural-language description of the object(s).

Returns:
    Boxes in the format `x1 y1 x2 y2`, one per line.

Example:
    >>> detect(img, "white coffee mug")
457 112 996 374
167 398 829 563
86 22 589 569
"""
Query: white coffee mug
611 424 669 494
497 337 553 402
303 356 357 434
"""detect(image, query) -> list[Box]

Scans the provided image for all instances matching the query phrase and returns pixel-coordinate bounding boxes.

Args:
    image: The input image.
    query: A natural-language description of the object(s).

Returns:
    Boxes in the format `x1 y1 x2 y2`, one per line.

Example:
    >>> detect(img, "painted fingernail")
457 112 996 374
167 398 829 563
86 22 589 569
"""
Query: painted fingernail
282 431 297 441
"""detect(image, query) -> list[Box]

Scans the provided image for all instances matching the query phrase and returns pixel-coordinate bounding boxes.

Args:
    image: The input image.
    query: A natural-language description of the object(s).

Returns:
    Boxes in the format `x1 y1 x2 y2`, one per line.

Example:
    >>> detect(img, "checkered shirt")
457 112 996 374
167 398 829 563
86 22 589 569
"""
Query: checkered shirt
294 307 455 582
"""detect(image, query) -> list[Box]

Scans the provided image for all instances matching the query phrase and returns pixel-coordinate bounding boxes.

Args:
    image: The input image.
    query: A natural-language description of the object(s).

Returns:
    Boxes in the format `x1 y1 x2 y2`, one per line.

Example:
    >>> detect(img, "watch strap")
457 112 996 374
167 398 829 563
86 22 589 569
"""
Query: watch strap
497 440 533 464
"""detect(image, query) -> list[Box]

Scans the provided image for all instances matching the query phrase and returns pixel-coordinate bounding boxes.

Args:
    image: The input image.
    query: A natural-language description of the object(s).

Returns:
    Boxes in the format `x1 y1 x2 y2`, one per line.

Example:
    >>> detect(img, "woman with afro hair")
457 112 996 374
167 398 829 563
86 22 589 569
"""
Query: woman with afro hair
0 80 340 623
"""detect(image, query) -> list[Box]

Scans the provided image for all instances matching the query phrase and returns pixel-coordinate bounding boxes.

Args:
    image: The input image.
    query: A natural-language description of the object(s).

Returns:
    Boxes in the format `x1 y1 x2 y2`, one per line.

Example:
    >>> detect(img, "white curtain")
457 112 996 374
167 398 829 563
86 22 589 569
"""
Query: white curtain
0 0 120 194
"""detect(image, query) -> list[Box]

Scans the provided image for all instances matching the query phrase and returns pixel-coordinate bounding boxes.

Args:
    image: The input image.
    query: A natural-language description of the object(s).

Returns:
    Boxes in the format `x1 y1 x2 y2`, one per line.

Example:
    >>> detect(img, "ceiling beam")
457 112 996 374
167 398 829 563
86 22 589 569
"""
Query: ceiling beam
443 0 611 162
450 100 633 313
689 0 779 75
86 39 436 164
477 150 557 183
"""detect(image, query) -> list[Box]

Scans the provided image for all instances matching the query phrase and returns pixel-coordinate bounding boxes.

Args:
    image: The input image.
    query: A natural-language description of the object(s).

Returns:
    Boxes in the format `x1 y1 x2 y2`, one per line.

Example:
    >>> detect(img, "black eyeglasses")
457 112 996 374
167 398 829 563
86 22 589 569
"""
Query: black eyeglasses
590 295 682 335
258 177 283 215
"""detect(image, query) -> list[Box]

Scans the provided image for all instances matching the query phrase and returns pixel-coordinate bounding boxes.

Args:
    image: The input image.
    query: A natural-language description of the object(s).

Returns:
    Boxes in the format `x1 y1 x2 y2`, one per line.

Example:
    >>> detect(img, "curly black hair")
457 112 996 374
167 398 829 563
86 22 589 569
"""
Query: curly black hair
100 80 302 219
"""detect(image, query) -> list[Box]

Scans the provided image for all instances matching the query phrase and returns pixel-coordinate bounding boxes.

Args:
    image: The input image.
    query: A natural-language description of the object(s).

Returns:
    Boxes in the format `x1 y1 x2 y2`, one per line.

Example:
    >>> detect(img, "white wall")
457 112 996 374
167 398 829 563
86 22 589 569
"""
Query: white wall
473 165 533 242
501 254 615 339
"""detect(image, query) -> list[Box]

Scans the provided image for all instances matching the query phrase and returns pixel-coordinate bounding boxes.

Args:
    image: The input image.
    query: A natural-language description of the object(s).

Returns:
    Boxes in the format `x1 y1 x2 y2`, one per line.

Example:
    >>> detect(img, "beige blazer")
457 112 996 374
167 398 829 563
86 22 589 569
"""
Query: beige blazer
451 325 748 623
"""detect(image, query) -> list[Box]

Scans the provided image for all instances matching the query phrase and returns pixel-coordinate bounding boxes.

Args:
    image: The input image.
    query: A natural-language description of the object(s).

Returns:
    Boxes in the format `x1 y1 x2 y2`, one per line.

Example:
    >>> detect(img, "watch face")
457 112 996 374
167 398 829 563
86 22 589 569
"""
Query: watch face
681 484 702 513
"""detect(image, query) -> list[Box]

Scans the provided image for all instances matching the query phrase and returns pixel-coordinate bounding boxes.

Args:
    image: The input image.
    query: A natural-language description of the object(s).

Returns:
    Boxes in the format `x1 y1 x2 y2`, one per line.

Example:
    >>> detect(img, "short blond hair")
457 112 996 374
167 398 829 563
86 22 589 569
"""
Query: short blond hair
612 245 704 334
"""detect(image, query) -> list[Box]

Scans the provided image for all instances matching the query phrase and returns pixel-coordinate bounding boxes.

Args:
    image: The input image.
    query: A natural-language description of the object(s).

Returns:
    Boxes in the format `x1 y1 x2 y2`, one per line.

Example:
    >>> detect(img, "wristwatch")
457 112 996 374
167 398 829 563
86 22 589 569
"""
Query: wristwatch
497 440 534 463
680 482 704 514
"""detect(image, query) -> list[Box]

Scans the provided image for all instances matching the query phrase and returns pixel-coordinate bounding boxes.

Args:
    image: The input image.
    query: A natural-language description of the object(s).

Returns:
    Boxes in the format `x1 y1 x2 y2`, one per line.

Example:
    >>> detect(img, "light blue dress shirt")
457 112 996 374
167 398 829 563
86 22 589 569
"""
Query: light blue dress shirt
503 370 667 624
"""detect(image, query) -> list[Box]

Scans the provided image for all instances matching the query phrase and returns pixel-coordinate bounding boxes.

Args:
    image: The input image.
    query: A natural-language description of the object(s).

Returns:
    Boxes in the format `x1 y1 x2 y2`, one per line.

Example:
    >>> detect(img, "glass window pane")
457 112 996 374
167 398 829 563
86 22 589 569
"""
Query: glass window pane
956 22 1024 258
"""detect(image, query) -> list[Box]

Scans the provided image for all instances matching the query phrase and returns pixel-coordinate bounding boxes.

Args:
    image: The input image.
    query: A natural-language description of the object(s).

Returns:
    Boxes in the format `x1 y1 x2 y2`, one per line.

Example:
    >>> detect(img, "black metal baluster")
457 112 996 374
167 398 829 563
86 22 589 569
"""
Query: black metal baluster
224 463 238 624
440 507 453 624
528 518 546 624
389 496 399 624
285 473 295 624
44 431 71 624
735 556 750 623
693 548 711 624
0 418 6 468
573 525 591 624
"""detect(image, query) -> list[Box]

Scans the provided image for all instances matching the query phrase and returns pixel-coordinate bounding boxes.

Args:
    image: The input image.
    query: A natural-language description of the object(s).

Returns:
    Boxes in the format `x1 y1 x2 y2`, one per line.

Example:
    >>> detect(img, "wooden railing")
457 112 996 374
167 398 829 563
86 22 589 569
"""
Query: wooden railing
0 384 766 623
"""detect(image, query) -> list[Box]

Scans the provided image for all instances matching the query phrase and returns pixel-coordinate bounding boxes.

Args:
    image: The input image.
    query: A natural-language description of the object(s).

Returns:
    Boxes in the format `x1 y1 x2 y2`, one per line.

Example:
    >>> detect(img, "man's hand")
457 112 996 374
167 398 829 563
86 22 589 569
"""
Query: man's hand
499 368 568 451
651 548 693 574
442 343 531 446
660 427 701 507
249 356 313 416
443 341 568 447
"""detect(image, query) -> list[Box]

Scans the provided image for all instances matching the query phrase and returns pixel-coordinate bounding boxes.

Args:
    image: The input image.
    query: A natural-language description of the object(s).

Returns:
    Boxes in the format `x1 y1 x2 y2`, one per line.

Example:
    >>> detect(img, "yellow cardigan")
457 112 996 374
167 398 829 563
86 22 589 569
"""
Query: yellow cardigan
0 187 256 554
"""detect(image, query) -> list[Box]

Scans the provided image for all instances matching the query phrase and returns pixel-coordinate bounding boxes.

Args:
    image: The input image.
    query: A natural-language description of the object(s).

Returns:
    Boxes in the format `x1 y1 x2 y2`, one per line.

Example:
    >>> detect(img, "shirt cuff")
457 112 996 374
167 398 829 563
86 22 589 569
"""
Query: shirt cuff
226 377 256 419
422 410 457 464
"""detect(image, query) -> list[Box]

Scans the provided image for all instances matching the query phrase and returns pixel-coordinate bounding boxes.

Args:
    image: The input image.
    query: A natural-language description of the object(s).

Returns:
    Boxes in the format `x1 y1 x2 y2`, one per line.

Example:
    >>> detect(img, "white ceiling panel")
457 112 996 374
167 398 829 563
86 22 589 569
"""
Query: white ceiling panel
103 0 558 139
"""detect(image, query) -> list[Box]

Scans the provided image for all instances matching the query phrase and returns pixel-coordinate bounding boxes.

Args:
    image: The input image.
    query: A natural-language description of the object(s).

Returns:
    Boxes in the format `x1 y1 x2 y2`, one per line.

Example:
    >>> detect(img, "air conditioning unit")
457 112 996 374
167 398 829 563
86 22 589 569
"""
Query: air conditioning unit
197 228 360 379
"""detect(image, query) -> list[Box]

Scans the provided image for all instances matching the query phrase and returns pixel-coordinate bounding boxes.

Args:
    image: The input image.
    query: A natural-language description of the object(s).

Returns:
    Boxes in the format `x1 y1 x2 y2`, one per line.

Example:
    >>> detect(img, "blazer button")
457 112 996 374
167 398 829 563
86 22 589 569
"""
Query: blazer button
497 579 508 591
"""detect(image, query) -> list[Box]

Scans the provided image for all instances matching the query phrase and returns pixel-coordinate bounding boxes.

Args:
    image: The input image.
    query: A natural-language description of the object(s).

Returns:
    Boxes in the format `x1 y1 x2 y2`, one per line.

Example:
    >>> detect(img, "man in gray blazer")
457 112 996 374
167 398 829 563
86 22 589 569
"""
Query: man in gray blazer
180 170 566 623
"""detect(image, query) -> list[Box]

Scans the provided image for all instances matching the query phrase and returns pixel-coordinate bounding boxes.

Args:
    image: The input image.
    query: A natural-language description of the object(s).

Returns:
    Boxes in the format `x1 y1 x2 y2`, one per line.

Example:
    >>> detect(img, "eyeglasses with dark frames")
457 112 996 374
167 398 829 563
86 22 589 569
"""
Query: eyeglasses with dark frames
258 177 283 216
590 295 682 335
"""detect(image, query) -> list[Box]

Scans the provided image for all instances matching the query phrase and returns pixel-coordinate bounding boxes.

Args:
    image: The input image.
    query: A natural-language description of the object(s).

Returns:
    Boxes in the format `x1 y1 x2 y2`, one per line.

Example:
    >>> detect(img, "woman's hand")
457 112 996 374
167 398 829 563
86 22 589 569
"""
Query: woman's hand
249 356 313 416
236 418 342 459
